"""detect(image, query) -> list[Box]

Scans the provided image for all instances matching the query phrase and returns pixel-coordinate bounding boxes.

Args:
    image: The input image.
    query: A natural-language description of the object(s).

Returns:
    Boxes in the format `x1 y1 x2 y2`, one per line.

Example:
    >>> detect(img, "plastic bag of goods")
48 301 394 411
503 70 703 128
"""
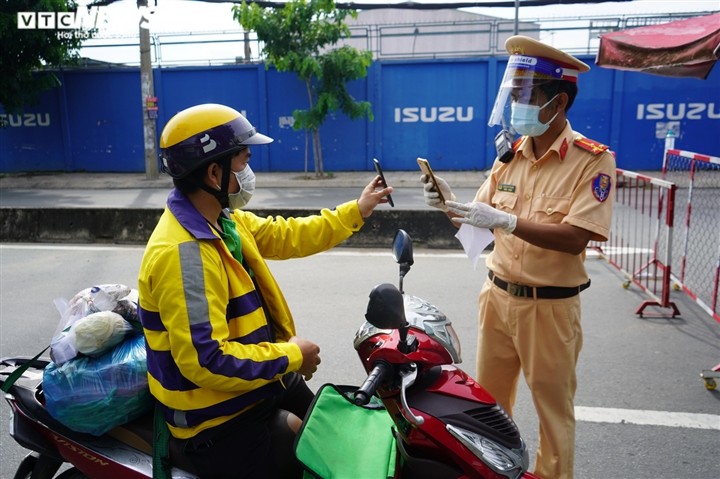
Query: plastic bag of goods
43 333 153 436
50 284 140 365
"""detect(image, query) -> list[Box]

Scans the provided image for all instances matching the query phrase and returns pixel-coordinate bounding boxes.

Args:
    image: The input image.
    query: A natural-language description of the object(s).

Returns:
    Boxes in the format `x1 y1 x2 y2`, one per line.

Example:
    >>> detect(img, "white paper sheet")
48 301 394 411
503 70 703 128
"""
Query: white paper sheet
454 223 494 270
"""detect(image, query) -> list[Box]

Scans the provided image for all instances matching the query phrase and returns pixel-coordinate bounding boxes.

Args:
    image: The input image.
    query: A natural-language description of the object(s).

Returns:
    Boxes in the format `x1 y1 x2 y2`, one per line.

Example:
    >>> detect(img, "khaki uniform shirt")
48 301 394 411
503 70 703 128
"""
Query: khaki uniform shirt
475 121 616 288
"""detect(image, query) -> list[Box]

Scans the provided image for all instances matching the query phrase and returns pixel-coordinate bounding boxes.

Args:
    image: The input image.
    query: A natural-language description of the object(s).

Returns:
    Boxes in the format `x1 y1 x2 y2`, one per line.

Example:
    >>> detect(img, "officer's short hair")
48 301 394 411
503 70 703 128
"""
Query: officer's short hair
537 80 578 113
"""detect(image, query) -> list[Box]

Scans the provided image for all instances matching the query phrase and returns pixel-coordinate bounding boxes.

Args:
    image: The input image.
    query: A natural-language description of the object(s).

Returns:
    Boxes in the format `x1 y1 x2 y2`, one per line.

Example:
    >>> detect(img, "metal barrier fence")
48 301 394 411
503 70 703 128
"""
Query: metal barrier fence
593 158 720 322
592 170 680 318
661 149 720 322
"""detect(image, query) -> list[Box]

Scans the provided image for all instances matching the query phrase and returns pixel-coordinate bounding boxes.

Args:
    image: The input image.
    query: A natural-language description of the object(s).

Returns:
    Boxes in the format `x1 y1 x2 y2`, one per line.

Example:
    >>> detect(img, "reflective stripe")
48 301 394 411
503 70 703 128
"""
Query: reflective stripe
162 381 282 429
174 410 188 428
179 242 210 326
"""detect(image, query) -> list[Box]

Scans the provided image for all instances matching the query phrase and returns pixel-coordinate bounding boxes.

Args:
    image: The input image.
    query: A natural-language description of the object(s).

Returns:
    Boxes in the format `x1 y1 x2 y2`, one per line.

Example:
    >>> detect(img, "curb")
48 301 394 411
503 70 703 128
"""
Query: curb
0 207 464 250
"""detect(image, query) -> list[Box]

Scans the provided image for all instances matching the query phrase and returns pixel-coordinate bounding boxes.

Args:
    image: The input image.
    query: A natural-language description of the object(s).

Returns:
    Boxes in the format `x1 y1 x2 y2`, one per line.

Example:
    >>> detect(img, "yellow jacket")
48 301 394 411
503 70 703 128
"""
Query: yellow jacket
138 189 364 438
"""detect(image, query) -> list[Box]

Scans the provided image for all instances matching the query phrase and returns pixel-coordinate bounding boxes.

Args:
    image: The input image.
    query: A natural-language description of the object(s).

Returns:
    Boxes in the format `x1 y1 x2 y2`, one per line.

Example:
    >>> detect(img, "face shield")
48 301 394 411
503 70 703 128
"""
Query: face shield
488 55 578 129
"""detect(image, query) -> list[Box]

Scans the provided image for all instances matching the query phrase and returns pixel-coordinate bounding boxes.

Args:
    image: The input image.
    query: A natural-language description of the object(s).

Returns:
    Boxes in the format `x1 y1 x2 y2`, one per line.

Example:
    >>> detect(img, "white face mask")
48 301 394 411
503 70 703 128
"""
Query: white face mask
228 165 256 210
510 94 559 137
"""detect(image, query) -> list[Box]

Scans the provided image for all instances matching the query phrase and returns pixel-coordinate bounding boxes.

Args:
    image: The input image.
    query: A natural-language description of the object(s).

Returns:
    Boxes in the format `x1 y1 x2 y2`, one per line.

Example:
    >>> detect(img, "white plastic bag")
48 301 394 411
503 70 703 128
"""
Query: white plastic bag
50 284 139 365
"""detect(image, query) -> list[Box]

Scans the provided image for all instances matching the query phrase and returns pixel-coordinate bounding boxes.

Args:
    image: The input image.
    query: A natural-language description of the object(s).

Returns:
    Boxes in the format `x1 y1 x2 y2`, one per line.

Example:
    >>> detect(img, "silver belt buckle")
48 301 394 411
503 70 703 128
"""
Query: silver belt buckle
507 283 521 296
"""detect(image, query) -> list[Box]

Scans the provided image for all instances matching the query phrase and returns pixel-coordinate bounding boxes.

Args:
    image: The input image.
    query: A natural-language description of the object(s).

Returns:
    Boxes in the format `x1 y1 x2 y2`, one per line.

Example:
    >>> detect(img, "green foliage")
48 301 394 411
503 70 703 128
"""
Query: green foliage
0 0 85 114
233 0 373 174
293 46 373 130
235 0 352 77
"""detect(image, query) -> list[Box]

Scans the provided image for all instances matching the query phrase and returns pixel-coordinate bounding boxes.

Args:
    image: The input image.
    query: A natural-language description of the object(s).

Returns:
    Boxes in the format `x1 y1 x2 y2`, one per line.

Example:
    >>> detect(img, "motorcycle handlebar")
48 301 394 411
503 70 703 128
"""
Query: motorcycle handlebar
354 361 392 406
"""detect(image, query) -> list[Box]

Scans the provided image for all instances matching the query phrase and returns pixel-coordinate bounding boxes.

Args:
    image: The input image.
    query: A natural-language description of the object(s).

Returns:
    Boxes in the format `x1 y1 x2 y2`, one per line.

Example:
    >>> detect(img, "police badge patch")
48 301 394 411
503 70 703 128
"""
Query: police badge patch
592 173 612 202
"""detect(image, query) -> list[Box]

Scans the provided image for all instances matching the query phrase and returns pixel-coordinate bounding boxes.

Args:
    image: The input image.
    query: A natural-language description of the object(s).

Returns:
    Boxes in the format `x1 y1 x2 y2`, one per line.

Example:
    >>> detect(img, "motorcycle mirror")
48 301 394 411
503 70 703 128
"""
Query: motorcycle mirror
392 230 413 293
365 283 407 330
392 229 414 266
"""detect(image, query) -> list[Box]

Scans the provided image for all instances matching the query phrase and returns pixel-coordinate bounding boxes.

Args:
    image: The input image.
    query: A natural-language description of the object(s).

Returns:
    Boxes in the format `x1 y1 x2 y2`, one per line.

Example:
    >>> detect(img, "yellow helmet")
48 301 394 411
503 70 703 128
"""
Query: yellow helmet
159 104 273 178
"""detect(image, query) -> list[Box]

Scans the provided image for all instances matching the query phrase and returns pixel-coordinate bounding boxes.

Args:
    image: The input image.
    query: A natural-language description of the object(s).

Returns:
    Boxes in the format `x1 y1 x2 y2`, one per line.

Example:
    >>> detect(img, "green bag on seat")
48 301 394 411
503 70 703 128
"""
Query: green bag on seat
294 384 398 479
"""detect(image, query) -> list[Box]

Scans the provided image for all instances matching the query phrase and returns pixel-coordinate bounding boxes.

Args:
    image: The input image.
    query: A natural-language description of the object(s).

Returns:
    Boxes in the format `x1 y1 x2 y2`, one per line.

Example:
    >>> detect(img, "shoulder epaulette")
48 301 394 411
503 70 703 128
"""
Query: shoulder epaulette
574 137 609 155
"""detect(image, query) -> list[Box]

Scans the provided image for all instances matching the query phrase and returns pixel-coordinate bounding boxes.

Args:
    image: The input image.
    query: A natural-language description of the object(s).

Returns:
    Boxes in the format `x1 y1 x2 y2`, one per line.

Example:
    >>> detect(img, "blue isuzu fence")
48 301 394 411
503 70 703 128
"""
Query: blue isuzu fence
1 55 718 173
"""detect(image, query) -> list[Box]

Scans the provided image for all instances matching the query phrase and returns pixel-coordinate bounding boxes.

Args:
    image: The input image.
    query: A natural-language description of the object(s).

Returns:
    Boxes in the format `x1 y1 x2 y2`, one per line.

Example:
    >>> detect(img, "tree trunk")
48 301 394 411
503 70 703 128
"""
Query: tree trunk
312 128 324 177
304 79 324 177
304 130 309 179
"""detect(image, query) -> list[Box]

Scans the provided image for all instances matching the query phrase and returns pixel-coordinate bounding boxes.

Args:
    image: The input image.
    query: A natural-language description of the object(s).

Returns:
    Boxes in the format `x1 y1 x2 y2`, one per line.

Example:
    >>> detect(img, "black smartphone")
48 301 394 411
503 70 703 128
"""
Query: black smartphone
373 158 394 207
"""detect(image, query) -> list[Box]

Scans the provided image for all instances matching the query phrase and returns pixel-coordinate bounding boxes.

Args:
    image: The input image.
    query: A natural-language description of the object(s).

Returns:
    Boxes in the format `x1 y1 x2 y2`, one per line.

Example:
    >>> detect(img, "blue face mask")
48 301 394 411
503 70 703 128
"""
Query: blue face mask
510 95 559 137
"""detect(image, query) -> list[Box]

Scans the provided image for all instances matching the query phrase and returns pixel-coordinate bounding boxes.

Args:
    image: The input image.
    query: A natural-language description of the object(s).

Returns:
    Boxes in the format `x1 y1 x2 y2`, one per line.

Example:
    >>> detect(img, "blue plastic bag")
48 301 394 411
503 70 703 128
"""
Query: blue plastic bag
43 332 153 436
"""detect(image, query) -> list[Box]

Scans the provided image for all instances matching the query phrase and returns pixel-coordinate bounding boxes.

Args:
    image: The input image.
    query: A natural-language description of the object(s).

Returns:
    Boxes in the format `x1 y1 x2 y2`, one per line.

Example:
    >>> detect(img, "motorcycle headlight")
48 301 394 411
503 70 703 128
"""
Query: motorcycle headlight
446 424 529 479
404 294 462 363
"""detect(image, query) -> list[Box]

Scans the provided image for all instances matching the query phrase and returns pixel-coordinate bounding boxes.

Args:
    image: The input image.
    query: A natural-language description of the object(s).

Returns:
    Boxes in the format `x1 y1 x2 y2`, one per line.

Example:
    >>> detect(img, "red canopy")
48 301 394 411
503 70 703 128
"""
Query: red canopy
596 13 720 80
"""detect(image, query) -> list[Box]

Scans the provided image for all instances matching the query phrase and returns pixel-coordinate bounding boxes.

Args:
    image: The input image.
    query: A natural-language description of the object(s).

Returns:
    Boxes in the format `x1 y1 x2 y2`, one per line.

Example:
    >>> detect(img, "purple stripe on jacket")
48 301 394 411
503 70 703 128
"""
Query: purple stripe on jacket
139 307 163 331
227 291 262 321
147 349 199 391
190 321 289 380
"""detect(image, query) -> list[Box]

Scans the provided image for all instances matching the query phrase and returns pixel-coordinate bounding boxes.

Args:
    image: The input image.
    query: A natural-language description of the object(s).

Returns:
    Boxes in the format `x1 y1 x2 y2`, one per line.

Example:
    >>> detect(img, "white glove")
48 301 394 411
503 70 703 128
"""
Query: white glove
445 201 517 233
421 174 456 212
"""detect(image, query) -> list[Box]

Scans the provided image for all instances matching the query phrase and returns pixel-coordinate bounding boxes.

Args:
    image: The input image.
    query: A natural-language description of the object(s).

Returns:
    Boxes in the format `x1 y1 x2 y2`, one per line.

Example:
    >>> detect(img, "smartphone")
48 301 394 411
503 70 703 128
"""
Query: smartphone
417 157 445 204
373 158 394 207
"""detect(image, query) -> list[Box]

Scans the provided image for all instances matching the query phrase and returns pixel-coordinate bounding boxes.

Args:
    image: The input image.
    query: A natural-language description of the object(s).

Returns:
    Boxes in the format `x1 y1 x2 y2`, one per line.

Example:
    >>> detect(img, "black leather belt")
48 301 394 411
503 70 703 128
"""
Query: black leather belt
488 271 590 299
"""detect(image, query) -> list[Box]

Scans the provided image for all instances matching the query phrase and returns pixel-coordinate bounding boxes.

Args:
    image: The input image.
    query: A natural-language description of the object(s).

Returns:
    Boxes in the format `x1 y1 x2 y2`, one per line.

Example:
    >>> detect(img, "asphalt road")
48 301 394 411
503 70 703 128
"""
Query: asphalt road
1 243 718 479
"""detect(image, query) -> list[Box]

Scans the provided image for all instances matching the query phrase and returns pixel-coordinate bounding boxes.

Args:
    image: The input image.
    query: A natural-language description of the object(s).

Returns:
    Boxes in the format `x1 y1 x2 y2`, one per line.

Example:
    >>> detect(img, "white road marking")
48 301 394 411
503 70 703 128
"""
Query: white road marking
0 244 604 259
0 243 470 257
0 244 143 252
321 250 469 259
575 406 720 431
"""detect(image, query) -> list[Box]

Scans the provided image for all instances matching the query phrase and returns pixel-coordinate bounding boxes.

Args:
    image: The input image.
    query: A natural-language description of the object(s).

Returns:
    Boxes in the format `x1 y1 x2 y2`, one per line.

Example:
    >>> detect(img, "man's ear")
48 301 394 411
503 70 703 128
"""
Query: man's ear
206 162 222 190
556 92 570 114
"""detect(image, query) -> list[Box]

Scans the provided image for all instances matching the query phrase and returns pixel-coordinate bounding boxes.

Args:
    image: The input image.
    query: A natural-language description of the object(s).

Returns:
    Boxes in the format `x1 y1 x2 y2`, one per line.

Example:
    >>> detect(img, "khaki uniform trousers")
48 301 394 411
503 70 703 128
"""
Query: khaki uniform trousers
476 278 583 479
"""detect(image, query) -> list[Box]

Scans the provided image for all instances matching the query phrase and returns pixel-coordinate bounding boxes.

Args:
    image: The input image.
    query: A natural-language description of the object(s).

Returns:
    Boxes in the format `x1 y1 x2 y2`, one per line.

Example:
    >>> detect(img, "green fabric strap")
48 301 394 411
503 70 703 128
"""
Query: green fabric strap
153 404 172 479
0 346 49 394
218 215 243 264
218 215 254 277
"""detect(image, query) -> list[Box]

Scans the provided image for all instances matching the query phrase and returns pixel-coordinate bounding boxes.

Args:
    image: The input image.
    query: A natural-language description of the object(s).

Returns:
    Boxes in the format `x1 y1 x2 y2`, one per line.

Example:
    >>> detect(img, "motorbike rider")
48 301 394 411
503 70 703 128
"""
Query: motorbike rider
422 36 615 478
137 103 392 479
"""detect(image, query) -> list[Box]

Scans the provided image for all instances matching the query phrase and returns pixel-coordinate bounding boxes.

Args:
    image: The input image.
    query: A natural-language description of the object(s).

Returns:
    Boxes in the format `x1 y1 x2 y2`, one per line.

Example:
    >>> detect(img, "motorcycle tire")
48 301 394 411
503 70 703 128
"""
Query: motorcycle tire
13 453 63 479
56 468 88 479
13 453 37 479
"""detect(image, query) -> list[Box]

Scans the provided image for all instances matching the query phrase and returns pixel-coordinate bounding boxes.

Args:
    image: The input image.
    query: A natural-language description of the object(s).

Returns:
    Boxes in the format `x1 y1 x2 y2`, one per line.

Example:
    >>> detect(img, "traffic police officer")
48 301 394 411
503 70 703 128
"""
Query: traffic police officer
423 36 616 479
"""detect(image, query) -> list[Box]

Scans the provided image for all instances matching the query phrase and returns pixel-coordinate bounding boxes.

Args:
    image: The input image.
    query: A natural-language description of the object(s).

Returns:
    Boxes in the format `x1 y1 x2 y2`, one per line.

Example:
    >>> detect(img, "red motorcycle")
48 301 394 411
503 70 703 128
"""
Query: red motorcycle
295 229 540 479
1 229 539 479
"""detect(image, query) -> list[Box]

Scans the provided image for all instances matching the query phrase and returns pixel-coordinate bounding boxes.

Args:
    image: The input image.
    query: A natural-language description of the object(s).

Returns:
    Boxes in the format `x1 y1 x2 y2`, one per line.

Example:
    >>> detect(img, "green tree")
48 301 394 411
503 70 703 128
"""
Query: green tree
0 0 85 115
234 0 373 177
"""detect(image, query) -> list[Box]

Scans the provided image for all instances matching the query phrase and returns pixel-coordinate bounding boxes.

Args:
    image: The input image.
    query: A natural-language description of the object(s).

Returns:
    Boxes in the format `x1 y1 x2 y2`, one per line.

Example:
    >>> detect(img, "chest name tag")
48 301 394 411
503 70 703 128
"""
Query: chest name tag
498 184 516 193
